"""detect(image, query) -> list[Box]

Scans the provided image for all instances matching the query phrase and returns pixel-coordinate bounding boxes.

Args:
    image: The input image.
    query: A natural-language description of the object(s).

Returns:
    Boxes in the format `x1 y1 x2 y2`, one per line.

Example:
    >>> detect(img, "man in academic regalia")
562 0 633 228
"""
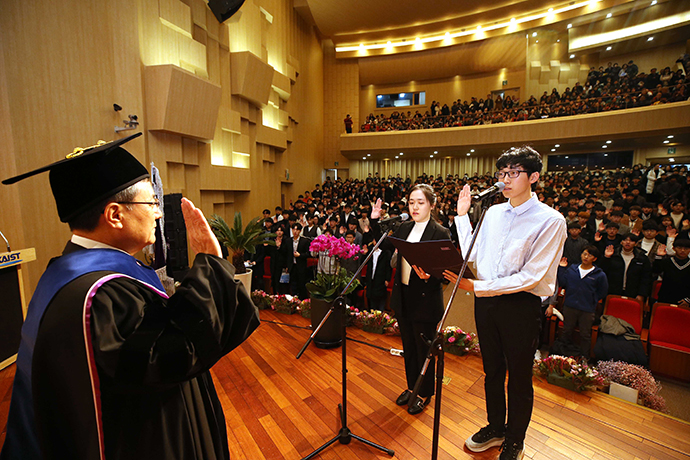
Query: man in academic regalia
0 132 259 460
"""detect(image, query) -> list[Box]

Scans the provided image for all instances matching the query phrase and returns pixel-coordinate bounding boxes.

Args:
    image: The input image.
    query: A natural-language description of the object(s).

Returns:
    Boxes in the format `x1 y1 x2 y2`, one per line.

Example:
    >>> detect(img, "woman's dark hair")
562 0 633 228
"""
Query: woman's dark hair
496 145 543 175
408 183 437 207
408 183 441 222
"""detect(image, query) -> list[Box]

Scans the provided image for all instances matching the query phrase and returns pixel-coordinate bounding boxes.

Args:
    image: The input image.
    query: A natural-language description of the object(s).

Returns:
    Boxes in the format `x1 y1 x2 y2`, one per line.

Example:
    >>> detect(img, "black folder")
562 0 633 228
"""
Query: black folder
388 237 475 279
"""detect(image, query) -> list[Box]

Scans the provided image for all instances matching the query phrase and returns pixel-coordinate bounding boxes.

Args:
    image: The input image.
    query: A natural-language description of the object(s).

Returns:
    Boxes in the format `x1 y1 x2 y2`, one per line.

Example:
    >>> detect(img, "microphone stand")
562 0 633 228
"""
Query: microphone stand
408 195 494 460
296 225 395 460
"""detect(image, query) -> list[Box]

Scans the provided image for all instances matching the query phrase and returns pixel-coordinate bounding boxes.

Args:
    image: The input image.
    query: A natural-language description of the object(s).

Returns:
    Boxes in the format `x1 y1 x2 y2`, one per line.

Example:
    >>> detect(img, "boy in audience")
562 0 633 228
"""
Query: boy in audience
638 221 663 263
600 233 652 304
563 223 589 266
653 238 690 307
557 246 609 357
595 221 623 255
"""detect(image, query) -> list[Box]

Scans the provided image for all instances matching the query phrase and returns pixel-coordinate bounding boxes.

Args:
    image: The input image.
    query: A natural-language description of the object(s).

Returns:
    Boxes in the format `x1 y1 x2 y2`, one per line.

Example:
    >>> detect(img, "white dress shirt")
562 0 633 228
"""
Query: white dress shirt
71 234 129 255
455 193 567 298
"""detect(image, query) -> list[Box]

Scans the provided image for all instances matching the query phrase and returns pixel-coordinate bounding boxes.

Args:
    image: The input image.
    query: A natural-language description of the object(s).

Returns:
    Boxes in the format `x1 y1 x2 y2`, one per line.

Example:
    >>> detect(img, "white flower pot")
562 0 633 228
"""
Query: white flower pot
235 268 252 294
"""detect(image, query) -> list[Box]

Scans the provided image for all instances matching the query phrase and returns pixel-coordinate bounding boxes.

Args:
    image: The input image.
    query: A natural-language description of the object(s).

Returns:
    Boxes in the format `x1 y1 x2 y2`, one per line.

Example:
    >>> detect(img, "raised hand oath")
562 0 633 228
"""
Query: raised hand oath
457 184 472 216
605 245 614 258
181 198 222 257
371 198 383 220
657 244 666 257
559 257 568 267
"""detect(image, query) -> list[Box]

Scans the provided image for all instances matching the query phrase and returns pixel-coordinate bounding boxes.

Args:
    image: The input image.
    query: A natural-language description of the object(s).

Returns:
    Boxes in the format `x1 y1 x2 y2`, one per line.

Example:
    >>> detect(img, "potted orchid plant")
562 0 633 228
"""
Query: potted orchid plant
306 234 361 348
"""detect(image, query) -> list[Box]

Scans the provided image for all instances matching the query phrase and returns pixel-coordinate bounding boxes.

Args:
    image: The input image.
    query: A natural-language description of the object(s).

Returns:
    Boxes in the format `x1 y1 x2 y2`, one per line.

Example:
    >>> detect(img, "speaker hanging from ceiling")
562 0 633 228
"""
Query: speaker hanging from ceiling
208 0 246 24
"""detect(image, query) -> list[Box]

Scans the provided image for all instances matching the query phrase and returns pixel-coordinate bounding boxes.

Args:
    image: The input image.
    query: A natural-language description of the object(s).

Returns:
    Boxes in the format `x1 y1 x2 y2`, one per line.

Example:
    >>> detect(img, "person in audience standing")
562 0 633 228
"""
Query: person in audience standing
557 246 609 357
600 233 652 304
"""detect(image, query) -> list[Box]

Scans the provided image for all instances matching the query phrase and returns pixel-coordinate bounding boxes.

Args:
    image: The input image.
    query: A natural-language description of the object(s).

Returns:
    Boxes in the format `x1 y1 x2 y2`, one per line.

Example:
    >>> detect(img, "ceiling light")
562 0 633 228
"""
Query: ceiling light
604 153 608 156
663 140 669 144
606 140 611 143
668 135 674 138
430 155 434 158
670 158 675 162
567 23 572 29
386 41 392 46
648 37 654 41
367 153 371 156
362 157 366 160
602 145 607 148
536 40 539 43
606 13 612 18
651 0 657 4
555 144 560 147
477 25 482 30
395 156 398 159
434 151 438 153
470 149 475 152
466 153 471 156
606 46 612 51
445 32 451 39
511 18 516 22
400 152 404 155
570 54 575 58
565 156 569 159
551 149 556 152
548 8 554 12
532 32 538 37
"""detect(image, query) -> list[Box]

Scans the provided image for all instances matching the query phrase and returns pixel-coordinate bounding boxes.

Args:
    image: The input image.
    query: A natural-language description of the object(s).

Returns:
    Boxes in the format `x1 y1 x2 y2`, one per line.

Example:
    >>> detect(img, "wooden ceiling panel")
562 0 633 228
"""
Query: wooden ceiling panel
358 34 526 85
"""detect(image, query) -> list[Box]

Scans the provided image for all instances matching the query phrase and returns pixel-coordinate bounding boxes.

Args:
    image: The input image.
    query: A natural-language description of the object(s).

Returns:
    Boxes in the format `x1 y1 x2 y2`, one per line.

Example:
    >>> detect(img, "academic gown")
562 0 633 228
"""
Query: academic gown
1 242 259 460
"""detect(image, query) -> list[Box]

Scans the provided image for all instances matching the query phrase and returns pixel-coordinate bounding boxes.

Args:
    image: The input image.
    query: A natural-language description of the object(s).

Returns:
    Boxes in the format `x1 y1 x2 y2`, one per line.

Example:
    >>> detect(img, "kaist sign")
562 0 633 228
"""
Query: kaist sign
0 252 23 268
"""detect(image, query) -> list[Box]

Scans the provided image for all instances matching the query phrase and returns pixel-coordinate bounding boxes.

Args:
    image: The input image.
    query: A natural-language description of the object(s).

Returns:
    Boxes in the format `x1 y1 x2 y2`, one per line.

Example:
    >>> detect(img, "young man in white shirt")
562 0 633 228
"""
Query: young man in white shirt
446 146 566 460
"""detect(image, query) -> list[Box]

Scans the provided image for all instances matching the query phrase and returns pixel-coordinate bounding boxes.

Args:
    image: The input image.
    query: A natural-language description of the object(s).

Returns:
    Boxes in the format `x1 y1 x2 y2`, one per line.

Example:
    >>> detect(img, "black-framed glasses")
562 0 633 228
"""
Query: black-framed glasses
494 170 529 180
116 199 161 210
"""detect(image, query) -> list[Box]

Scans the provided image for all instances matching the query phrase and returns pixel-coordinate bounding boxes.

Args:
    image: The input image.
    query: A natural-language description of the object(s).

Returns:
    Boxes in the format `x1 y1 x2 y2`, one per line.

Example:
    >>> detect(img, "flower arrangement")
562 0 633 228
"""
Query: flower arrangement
272 294 301 314
297 298 311 318
250 290 273 310
533 355 605 392
354 309 396 333
441 326 480 355
306 235 361 302
596 360 667 412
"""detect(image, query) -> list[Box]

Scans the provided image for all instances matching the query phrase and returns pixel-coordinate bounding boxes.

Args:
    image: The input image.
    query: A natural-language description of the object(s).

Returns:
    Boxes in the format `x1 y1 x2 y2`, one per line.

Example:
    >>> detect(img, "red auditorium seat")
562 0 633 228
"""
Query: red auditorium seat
648 303 690 382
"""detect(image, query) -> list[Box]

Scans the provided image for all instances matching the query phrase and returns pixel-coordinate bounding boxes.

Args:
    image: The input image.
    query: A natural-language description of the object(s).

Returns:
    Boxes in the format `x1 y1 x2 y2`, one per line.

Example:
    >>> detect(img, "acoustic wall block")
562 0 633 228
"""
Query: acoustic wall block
145 64 222 141
256 124 287 150
230 51 274 107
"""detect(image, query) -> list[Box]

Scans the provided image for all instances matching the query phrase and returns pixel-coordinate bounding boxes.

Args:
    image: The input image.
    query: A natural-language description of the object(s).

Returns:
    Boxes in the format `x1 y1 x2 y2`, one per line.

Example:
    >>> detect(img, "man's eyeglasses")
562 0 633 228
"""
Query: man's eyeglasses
116 199 161 210
494 170 529 180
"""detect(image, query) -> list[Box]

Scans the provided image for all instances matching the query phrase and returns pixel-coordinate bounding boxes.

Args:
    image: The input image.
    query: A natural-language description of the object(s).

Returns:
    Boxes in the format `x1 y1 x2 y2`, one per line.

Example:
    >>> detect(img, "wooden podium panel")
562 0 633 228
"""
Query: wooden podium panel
0 248 36 370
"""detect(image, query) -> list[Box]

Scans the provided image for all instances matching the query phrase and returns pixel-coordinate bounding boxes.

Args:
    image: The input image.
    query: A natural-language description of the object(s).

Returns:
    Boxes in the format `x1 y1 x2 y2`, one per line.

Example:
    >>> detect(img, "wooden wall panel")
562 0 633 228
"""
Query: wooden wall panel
145 64 222 140
323 40 356 171
230 51 275 107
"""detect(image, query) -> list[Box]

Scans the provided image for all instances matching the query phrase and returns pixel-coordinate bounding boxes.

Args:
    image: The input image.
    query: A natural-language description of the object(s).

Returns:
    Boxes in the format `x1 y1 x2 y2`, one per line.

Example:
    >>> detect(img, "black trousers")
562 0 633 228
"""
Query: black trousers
398 285 438 398
475 291 541 444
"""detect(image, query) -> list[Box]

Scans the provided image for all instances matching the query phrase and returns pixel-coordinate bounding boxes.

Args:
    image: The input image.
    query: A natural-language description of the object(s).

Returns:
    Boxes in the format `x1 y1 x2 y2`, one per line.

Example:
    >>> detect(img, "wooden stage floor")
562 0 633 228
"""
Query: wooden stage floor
2 309 690 459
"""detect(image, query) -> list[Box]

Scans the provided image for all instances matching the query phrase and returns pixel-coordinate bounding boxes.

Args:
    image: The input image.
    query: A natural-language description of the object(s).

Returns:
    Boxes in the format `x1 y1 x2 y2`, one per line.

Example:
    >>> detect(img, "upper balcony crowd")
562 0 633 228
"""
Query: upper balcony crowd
354 57 690 133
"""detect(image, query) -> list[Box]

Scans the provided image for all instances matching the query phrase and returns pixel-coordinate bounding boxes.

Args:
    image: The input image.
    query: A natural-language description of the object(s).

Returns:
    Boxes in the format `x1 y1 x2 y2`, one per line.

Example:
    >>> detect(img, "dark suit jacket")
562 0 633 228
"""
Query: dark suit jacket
288 237 311 275
600 247 652 298
372 218 451 322
365 249 392 300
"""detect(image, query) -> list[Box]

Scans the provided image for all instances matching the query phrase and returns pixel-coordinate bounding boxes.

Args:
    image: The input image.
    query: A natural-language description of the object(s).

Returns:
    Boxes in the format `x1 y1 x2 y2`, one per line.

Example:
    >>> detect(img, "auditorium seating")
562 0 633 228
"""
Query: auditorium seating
648 303 690 382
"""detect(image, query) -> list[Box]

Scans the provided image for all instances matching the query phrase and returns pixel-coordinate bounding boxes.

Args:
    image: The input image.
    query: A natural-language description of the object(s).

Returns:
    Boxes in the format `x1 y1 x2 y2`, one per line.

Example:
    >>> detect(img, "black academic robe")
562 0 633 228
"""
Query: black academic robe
24 243 259 460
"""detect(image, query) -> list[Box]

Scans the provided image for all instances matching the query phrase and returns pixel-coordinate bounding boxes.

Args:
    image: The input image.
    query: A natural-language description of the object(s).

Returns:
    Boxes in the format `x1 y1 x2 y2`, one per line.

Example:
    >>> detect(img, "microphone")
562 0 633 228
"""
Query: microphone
473 182 505 201
379 213 409 226
0 229 9 252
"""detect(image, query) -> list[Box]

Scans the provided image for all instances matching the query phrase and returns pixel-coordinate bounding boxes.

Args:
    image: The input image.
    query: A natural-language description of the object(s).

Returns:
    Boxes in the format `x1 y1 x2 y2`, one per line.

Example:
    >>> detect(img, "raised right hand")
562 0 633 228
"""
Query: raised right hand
371 198 383 220
457 184 471 216
605 245 614 258
181 198 222 257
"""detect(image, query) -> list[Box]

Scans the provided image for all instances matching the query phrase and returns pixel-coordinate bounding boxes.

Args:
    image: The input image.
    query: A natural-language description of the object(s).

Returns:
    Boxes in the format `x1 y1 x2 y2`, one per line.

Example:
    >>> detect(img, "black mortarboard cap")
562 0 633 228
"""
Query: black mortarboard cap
2 132 149 222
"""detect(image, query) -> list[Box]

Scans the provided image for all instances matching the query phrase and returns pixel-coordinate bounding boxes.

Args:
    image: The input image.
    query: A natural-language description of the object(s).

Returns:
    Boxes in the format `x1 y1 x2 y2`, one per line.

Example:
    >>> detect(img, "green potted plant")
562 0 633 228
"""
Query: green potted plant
208 212 275 293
